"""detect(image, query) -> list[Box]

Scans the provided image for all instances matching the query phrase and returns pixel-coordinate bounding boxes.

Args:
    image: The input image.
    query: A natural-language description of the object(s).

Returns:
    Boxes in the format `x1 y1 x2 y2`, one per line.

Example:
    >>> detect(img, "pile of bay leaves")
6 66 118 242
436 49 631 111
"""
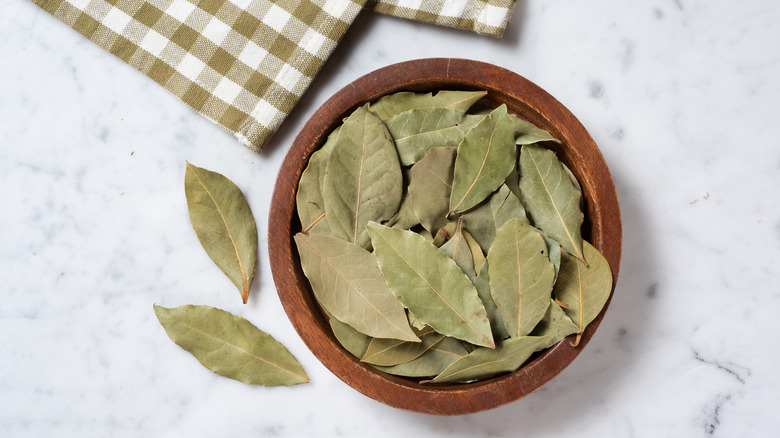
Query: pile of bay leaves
295 90 612 384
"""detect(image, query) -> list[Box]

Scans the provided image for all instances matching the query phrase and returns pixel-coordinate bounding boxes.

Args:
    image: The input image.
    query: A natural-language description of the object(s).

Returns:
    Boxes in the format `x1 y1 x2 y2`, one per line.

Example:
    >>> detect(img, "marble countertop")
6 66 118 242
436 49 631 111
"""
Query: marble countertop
2 0 779 436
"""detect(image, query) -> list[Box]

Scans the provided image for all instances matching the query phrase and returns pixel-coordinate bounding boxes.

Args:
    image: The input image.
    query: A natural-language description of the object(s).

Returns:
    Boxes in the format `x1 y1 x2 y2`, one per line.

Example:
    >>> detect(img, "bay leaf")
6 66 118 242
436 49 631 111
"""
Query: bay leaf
449 105 517 214
456 113 489 134
153 304 308 386
367 222 495 348
431 221 459 248
438 106 557 146
385 167 419 230
373 337 468 377
462 229 485 273
461 184 529 252
439 219 477 280
530 299 581 350
443 221 458 236
518 144 586 263
409 147 456 233
460 340 476 354
552 242 613 346
432 226 448 247
562 161 585 211
540 230 562 282
294 233 418 342
184 162 257 304
361 327 444 366
509 113 559 145
487 219 555 338
454 111 556 147
296 127 339 235
385 108 466 165
420 229 435 244
385 191 417 230
329 315 371 358
562 161 583 192
474 260 510 341
322 105 402 249
369 90 486 120
407 311 427 331
503 161 523 203
430 335 550 383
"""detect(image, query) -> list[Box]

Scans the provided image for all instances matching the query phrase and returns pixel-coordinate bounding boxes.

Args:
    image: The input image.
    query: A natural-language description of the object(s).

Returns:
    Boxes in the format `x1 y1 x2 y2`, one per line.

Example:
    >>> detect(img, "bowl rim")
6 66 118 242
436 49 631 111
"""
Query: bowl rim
269 58 622 415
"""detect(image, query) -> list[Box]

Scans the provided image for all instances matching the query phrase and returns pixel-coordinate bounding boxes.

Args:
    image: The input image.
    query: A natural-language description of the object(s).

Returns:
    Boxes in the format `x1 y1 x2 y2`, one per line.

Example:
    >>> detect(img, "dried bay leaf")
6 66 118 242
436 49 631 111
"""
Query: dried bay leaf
431 221 458 247
449 105 517 215
553 242 613 346
329 316 372 358
488 219 555 338
323 105 402 249
461 184 528 252
508 123 567 261
407 311 427 331
409 147 456 233
367 222 495 348
184 162 257 304
432 227 448 247
530 299 581 350
385 167 419 230
361 327 444 366
457 112 557 146
562 161 586 212
504 162 523 205
456 113 489 134
296 128 339 235
373 337 468 377
474 261 510 341
385 108 466 165
439 219 477 280
462 229 485 274
386 192 418 230
294 233 418 342
369 90 486 120
518 144 585 263
153 305 308 386
509 113 559 145
430 335 551 383
540 231 562 282
562 161 583 192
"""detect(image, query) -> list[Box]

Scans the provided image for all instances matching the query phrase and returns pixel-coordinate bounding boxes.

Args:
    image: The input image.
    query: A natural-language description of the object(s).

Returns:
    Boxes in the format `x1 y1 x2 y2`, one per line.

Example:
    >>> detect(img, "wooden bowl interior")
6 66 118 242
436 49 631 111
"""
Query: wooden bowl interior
269 59 622 415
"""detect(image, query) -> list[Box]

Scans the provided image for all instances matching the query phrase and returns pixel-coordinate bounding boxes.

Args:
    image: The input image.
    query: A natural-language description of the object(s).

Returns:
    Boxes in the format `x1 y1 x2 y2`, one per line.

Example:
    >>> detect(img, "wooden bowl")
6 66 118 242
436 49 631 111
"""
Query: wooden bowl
269 58 622 415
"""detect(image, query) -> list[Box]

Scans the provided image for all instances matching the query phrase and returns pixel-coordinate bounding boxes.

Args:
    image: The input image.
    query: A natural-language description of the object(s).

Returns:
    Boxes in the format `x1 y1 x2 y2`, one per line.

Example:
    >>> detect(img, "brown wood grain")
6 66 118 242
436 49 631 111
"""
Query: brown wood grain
268 58 622 415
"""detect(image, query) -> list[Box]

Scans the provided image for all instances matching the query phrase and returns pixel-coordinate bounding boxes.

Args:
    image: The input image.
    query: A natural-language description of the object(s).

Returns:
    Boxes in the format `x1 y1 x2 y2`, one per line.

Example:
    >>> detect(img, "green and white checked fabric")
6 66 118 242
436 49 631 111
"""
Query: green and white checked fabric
33 0 517 151
34 0 366 151
368 0 516 37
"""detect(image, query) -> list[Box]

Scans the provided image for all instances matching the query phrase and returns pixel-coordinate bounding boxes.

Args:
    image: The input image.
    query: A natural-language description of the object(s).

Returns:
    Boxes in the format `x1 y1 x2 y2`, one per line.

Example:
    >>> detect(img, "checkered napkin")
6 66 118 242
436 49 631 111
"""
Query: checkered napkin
33 0 517 151
369 0 516 38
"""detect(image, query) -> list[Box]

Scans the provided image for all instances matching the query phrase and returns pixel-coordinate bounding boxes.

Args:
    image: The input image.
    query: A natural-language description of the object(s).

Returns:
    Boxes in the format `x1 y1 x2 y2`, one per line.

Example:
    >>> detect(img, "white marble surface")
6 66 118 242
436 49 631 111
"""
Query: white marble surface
2 0 779 436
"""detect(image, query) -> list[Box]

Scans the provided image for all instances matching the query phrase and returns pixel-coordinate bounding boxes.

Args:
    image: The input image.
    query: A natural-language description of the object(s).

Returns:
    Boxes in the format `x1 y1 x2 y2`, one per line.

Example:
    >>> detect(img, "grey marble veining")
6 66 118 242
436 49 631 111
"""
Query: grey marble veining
2 0 779 436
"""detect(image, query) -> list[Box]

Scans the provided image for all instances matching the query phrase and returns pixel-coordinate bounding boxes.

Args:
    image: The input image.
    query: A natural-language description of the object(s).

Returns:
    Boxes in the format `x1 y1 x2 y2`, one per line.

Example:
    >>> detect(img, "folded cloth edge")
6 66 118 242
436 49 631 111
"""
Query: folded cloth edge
368 0 517 38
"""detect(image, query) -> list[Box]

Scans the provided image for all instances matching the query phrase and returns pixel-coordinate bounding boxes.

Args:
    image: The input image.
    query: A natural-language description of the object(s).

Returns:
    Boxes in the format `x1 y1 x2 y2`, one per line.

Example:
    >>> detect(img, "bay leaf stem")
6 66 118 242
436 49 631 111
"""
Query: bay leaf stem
302 212 326 234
